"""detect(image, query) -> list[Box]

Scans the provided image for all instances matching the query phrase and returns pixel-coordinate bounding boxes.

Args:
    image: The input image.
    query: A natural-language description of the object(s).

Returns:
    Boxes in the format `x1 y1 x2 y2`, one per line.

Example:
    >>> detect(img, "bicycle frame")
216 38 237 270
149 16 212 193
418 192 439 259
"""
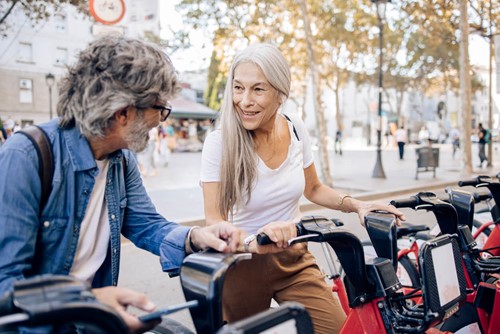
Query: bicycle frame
458 175 500 257
288 215 463 334
383 189 500 334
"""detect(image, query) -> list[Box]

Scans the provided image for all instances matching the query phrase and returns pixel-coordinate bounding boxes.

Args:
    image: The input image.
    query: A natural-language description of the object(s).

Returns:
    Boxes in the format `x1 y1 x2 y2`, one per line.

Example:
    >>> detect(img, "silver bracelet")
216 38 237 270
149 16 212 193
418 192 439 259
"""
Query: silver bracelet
338 194 352 212
186 226 202 253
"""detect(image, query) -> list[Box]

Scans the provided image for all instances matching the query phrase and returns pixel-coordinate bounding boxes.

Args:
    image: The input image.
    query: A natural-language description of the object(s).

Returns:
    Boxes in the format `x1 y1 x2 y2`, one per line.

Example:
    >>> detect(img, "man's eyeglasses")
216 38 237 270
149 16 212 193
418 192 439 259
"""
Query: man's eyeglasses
151 103 172 122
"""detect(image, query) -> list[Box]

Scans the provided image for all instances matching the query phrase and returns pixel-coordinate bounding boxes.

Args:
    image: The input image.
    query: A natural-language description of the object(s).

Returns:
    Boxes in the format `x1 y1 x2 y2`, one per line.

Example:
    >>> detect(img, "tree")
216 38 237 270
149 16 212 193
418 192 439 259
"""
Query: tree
0 0 89 37
298 0 333 186
459 0 473 173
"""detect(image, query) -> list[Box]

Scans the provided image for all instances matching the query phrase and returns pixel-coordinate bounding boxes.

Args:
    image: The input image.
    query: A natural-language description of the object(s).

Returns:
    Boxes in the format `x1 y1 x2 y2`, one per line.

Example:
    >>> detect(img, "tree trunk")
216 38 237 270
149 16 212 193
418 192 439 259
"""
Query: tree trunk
298 0 333 187
459 0 473 174
0 0 19 26
334 73 343 132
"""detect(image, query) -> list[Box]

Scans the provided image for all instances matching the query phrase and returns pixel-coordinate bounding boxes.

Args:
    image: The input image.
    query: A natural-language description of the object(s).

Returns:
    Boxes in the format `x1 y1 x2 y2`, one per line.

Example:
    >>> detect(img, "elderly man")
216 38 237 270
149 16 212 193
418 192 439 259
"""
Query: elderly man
0 34 241 333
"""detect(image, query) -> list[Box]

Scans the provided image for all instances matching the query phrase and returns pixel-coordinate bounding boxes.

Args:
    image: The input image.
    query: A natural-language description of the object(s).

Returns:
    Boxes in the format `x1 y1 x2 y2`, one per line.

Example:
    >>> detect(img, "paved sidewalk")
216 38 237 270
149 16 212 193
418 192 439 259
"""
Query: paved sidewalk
141 142 500 224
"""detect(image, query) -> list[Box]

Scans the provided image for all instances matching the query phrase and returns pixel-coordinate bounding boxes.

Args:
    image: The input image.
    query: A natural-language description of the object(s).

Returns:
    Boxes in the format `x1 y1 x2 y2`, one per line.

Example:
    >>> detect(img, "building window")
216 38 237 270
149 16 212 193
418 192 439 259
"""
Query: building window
55 47 68 66
17 43 33 63
54 13 67 31
19 79 33 104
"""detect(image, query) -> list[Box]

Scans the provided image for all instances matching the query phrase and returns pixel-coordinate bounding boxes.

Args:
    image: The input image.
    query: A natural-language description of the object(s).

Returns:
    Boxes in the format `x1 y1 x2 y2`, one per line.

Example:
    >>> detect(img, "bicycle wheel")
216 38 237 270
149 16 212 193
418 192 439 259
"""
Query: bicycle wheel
397 255 420 288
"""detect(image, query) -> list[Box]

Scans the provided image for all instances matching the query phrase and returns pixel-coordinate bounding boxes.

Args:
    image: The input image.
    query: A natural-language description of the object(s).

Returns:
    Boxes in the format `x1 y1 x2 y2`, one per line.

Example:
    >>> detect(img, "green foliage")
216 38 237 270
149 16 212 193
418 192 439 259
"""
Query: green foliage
0 0 89 36
177 0 498 123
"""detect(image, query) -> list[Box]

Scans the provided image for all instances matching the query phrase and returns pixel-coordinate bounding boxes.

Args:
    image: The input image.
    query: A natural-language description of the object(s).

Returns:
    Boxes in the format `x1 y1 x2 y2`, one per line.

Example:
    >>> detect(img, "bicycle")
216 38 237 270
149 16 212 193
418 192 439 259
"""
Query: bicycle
457 175 500 258
258 214 466 333
388 190 500 333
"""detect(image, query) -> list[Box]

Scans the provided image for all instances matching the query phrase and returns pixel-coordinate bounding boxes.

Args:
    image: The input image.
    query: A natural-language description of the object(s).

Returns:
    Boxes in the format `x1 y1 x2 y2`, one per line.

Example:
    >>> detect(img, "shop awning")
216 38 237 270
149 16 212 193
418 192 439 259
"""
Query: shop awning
170 96 219 120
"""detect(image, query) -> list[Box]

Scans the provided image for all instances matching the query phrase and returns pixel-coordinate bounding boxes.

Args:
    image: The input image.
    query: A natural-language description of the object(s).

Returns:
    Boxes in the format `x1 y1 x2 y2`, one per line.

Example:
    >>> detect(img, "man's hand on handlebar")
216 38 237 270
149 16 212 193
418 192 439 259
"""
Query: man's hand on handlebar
190 222 242 253
92 286 160 334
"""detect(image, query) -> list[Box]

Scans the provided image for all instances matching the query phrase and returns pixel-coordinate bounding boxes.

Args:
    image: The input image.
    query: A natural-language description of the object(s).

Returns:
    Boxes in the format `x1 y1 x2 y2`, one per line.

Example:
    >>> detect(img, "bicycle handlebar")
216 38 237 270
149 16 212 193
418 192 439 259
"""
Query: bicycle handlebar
472 191 492 203
390 195 419 209
458 179 479 187
458 175 494 188
257 216 344 246
257 217 343 246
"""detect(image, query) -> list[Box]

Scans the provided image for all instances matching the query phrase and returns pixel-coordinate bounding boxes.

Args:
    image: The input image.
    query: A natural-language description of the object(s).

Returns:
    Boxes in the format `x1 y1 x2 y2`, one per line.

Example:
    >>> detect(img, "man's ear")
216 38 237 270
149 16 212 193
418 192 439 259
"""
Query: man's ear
115 107 130 125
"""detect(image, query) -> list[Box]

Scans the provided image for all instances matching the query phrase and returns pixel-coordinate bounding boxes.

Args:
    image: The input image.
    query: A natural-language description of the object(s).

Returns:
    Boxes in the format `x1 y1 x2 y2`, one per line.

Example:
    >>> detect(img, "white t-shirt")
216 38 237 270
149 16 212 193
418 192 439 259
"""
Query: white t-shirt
200 113 313 234
70 159 111 283
394 129 407 143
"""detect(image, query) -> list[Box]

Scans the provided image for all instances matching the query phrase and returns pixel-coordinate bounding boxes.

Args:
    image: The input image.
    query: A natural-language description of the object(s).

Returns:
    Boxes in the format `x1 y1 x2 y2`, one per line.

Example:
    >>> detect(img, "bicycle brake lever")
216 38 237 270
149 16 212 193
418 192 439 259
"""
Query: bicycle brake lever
288 233 321 246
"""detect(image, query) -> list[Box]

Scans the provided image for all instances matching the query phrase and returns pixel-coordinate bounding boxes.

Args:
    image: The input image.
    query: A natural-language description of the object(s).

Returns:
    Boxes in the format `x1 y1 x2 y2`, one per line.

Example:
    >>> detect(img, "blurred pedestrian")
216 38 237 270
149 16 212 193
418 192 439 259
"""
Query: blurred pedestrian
418 126 429 145
394 126 407 160
0 117 6 145
449 127 460 159
335 130 343 155
477 123 489 167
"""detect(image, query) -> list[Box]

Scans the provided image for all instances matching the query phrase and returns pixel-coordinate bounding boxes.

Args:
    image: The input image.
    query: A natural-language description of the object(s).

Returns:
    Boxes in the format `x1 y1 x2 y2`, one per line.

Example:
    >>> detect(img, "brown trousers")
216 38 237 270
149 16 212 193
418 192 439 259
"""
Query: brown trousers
222 245 346 334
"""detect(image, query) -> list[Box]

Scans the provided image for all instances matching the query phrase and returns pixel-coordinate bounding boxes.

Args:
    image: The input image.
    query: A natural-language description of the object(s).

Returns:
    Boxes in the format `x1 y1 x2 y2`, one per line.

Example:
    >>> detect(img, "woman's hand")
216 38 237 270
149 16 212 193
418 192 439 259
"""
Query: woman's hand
92 286 160 334
242 221 301 254
353 200 406 226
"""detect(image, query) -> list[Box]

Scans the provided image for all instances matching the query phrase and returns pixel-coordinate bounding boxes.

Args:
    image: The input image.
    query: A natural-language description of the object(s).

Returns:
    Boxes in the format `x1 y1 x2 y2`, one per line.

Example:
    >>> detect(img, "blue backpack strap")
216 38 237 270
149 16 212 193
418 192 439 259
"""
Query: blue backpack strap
18 126 54 214
283 114 300 141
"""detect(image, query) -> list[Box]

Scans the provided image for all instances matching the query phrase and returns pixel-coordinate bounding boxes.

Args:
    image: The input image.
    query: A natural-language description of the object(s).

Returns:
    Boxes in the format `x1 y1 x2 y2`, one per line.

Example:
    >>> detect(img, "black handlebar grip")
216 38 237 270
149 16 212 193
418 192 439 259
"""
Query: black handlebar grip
473 192 492 203
256 233 272 245
458 179 478 187
390 196 418 209
257 225 303 245
0 292 14 317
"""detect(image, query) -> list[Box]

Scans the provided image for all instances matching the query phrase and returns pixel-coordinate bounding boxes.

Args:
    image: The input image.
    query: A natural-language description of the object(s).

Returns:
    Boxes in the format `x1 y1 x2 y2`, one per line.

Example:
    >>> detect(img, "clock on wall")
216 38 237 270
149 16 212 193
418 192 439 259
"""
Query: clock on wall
89 0 126 25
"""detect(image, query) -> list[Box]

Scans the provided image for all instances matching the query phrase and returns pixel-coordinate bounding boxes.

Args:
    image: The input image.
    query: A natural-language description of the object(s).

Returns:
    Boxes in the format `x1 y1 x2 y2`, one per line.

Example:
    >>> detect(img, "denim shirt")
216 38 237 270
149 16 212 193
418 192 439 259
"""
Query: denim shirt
0 119 190 295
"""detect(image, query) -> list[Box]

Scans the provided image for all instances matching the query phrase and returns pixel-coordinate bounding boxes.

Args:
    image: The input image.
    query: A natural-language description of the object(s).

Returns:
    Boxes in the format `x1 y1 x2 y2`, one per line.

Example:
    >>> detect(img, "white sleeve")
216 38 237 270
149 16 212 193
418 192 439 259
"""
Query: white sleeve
200 129 223 182
284 113 314 168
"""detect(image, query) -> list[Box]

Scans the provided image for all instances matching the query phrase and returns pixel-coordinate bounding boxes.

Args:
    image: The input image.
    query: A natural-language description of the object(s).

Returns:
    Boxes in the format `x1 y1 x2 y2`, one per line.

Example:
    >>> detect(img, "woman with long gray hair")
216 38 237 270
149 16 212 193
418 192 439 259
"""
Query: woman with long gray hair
200 43 405 333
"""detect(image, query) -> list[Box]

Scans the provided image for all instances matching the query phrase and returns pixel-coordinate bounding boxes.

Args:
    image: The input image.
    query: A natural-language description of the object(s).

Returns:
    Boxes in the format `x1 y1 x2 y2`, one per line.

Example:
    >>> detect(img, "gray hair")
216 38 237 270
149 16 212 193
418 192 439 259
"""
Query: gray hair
217 43 291 219
57 34 179 138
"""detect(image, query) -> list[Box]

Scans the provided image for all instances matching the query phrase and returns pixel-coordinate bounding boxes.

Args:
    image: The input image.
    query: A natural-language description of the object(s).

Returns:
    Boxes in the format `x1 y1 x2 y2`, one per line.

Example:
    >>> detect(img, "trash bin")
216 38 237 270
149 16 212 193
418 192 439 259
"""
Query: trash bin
415 147 439 180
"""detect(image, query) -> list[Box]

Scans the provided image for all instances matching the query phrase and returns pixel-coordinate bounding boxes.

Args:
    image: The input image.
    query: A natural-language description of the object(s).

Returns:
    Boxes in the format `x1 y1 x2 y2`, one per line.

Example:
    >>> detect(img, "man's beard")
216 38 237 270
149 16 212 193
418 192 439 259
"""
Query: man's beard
124 115 152 153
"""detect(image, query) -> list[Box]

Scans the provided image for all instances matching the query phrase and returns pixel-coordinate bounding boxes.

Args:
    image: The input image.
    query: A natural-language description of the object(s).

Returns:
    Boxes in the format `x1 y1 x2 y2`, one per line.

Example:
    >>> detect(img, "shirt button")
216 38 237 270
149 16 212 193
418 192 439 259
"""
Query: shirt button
111 214 116 220
43 221 50 228
83 190 89 195
113 248 117 254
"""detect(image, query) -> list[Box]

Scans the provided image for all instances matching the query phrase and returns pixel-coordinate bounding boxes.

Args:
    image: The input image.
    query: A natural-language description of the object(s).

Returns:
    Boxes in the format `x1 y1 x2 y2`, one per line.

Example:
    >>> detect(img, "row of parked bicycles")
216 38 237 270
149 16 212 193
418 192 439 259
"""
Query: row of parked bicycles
1 173 499 333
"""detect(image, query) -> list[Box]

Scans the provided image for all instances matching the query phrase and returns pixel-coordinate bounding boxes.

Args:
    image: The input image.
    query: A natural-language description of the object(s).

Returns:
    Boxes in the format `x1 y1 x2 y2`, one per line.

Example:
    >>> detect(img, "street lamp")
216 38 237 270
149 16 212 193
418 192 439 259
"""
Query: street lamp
371 0 389 179
45 73 55 120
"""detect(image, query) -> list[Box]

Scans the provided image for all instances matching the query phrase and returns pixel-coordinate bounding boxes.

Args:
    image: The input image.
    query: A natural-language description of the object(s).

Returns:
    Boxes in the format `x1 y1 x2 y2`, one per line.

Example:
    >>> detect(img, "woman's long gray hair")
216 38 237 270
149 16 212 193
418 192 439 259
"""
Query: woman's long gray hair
218 43 291 219
57 34 179 138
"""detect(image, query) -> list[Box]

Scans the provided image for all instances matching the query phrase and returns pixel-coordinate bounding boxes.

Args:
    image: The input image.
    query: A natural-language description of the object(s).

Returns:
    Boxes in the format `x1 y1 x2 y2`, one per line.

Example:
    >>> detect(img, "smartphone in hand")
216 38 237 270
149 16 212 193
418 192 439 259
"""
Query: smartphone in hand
139 300 199 323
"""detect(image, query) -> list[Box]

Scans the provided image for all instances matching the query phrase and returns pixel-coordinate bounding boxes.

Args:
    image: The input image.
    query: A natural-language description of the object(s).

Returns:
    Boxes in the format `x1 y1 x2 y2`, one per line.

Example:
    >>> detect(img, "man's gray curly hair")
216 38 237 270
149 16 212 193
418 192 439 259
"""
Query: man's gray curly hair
57 34 179 138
